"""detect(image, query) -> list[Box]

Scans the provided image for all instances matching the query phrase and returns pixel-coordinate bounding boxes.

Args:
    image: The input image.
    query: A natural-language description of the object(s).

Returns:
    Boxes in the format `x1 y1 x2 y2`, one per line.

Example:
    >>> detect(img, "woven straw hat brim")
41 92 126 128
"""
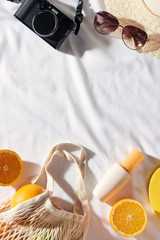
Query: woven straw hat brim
104 0 160 58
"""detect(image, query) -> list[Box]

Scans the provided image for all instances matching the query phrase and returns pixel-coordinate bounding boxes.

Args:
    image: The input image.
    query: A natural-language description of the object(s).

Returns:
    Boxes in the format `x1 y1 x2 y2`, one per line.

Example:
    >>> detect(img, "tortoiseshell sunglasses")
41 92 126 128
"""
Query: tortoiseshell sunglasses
94 11 148 50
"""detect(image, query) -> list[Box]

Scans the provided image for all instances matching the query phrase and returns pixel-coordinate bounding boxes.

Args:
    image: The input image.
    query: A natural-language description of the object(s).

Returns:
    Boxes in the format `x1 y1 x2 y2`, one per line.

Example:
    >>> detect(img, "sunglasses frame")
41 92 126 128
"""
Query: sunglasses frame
94 11 149 50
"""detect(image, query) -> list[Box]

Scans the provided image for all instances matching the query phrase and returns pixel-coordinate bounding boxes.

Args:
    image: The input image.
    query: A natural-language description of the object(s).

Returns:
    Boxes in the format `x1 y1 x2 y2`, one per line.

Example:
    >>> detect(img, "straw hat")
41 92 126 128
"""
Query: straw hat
104 0 160 58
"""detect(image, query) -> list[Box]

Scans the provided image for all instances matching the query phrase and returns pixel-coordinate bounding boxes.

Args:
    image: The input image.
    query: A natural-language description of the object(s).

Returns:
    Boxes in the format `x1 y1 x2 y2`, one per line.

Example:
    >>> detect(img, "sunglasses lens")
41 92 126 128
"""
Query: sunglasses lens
122 26 148 50
94 11 119 35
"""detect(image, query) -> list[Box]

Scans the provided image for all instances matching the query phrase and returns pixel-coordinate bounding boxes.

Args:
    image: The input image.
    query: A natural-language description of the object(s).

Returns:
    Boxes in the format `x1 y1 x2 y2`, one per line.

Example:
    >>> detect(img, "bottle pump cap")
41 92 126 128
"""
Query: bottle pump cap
121 149 144 172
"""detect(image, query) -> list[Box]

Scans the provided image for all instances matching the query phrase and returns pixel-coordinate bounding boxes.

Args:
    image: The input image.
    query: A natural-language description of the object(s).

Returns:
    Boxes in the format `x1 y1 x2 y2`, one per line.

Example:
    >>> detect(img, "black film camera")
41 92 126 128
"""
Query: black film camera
14 0 77 49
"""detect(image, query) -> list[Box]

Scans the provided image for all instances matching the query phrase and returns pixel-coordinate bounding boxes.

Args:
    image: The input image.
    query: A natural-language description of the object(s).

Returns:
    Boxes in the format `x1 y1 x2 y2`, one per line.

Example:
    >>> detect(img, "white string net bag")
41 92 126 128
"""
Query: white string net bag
0 143 90 240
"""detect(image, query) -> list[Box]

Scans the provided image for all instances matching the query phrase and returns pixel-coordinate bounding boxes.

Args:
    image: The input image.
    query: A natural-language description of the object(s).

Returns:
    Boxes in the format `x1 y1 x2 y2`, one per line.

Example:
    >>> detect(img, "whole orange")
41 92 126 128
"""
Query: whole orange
0 222 6 233
11 184 45 208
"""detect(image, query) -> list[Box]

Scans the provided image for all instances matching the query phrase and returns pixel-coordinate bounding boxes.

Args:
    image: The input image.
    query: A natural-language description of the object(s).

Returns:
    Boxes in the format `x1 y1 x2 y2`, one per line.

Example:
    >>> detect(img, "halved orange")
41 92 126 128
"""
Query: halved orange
109 199 148 237
0 150 23 186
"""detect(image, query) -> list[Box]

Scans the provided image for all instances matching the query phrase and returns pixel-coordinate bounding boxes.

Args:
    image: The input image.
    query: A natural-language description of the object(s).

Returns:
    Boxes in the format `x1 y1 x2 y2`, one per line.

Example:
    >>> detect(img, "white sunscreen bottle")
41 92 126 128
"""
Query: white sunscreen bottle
93 149 144 202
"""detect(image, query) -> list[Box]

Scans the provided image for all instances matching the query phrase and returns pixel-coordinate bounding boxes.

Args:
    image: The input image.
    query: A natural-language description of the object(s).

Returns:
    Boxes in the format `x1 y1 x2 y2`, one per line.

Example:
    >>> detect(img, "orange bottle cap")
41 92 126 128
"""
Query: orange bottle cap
121 149 144 172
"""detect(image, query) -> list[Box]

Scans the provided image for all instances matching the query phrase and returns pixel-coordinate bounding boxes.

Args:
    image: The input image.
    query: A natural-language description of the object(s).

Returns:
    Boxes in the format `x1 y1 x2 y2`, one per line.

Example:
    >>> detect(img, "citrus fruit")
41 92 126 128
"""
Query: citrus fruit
109 198 148 237
11 184 45 208
0 222 6 233
31 232 52 239
0 223 12 240
0 149 23 186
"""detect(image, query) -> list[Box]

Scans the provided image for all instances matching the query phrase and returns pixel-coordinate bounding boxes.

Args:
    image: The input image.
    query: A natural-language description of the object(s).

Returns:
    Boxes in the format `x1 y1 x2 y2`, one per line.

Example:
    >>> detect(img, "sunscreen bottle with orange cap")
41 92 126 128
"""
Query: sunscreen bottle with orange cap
93 149 144 202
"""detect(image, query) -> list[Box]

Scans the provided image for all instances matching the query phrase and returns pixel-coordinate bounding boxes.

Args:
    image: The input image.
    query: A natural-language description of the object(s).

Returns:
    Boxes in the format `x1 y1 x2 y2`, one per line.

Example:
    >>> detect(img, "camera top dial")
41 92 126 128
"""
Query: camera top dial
32 10 58 37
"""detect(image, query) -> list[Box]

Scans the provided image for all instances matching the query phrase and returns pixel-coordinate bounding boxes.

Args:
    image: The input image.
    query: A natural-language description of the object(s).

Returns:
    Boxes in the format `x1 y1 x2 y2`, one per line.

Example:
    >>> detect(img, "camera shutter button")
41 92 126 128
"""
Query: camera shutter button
32 10 58 37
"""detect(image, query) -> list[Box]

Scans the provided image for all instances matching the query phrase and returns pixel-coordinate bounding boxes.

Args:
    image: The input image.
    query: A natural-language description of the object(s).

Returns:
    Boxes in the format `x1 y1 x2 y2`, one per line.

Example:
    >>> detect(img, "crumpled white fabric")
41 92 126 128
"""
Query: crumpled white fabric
0 0 160 239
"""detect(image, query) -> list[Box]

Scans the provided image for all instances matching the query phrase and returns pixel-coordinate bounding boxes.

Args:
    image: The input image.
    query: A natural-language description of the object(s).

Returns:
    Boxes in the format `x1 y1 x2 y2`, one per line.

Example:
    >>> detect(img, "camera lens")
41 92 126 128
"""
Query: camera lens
32 10 58 37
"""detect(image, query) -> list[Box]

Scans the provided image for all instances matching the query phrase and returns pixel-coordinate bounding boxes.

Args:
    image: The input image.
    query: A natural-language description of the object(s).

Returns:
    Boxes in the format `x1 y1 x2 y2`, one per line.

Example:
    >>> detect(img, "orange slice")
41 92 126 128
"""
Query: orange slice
0 150 23 186
109 199 148 237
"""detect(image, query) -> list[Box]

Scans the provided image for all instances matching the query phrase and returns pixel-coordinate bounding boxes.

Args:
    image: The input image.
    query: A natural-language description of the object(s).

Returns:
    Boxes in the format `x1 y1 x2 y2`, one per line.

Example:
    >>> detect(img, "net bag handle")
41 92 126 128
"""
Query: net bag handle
33 143 90 215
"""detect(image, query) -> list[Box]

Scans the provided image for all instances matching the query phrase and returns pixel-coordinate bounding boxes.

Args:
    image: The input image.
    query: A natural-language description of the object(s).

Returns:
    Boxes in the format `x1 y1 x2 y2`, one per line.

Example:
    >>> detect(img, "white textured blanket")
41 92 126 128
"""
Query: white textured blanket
0 0 160 239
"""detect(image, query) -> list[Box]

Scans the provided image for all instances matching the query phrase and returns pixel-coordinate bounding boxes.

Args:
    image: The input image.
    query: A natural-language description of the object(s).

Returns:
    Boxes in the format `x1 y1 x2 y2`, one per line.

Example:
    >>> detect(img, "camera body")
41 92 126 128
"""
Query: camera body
14 0 75 49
